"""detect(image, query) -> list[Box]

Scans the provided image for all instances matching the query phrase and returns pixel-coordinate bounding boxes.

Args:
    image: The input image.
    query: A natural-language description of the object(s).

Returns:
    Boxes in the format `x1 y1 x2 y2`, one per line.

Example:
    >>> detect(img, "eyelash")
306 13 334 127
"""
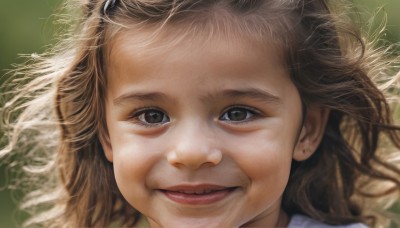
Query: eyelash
128 105 263 127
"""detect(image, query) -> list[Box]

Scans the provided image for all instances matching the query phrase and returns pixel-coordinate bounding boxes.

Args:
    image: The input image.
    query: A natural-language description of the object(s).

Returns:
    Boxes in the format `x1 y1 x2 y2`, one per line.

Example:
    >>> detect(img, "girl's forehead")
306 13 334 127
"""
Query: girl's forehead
106 23 285 68
105 24 292 102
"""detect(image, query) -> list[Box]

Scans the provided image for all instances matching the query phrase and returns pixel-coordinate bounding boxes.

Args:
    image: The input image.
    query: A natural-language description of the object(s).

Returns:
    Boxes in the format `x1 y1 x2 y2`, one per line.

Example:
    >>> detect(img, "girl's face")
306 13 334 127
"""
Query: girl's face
102 29 317 227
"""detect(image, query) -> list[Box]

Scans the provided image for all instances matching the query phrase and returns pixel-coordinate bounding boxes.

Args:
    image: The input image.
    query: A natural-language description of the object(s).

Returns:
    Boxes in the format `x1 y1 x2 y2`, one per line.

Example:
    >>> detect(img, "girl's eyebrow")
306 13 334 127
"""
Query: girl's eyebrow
113 92 168 106
113 88 281 106
215 88 282 104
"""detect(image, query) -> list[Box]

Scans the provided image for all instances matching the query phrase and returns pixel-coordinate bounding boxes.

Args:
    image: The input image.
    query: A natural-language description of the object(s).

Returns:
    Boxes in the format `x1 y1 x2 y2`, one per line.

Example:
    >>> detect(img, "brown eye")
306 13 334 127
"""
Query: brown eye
137 110 169 124
220 107 255 122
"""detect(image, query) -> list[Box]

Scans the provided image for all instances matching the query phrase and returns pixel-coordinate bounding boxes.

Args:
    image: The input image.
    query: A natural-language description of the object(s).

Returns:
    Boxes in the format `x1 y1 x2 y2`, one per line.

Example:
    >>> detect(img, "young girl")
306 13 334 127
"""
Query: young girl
1 0 400 227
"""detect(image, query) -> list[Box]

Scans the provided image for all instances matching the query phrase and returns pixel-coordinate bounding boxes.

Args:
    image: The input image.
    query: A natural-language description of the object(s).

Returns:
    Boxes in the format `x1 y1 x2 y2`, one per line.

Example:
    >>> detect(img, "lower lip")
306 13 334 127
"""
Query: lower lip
161 188 236 205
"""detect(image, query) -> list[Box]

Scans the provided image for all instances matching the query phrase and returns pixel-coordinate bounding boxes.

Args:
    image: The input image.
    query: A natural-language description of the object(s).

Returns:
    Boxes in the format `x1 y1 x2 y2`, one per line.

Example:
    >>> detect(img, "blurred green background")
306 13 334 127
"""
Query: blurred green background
0 0 399 227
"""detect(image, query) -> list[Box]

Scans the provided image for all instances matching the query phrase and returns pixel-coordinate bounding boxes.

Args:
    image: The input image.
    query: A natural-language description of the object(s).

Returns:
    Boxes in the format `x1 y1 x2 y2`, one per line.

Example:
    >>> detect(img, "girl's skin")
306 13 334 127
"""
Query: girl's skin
100 28 329 227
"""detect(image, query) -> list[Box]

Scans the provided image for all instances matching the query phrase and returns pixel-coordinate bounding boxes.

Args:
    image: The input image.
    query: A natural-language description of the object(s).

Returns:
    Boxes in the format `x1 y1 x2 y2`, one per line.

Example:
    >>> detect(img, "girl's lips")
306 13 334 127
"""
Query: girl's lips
159 184 237 205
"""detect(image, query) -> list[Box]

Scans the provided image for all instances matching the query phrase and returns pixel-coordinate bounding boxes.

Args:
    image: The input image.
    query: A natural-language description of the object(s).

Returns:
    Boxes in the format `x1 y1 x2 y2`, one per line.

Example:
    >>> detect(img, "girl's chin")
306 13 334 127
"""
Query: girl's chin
147 216 236 228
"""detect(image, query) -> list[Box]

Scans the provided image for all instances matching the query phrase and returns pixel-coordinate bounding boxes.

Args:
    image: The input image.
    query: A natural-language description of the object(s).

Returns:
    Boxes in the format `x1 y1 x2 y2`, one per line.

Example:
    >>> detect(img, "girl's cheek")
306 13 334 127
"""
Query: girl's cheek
112 133 162 180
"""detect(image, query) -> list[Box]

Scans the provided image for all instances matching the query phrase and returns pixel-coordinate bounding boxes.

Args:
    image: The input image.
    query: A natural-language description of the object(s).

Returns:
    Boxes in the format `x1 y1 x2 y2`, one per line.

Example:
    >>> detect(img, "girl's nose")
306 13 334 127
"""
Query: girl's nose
167 122 222 169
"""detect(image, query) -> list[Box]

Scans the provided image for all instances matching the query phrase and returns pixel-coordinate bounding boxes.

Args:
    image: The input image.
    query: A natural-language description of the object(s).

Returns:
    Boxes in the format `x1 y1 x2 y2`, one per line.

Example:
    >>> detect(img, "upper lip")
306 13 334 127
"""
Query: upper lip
160 184 235 194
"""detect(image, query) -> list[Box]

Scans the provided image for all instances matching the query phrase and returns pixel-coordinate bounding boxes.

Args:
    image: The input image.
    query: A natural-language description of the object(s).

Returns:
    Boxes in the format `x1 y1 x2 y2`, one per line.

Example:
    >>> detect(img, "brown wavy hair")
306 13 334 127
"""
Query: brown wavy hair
1 0 400 227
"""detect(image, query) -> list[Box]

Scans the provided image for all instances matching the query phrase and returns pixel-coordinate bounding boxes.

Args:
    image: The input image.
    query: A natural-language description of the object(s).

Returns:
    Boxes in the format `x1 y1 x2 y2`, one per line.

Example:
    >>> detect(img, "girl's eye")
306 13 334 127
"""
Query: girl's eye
219 107 257 122
133 109 170 125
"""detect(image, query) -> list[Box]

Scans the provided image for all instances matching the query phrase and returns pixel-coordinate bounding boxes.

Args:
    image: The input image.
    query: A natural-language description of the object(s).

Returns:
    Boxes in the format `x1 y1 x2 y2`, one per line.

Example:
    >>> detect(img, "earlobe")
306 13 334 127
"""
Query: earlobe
99 130 113 162
293 105 330 161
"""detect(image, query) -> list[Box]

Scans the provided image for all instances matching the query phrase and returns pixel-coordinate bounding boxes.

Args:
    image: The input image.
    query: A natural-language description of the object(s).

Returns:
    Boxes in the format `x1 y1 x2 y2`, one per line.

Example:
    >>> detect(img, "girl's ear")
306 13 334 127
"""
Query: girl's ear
99 130 113 162
293 105 330 161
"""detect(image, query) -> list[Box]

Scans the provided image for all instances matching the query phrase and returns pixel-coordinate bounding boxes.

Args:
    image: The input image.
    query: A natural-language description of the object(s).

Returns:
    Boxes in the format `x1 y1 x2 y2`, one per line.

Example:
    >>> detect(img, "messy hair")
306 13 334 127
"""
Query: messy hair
1 0 400 227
